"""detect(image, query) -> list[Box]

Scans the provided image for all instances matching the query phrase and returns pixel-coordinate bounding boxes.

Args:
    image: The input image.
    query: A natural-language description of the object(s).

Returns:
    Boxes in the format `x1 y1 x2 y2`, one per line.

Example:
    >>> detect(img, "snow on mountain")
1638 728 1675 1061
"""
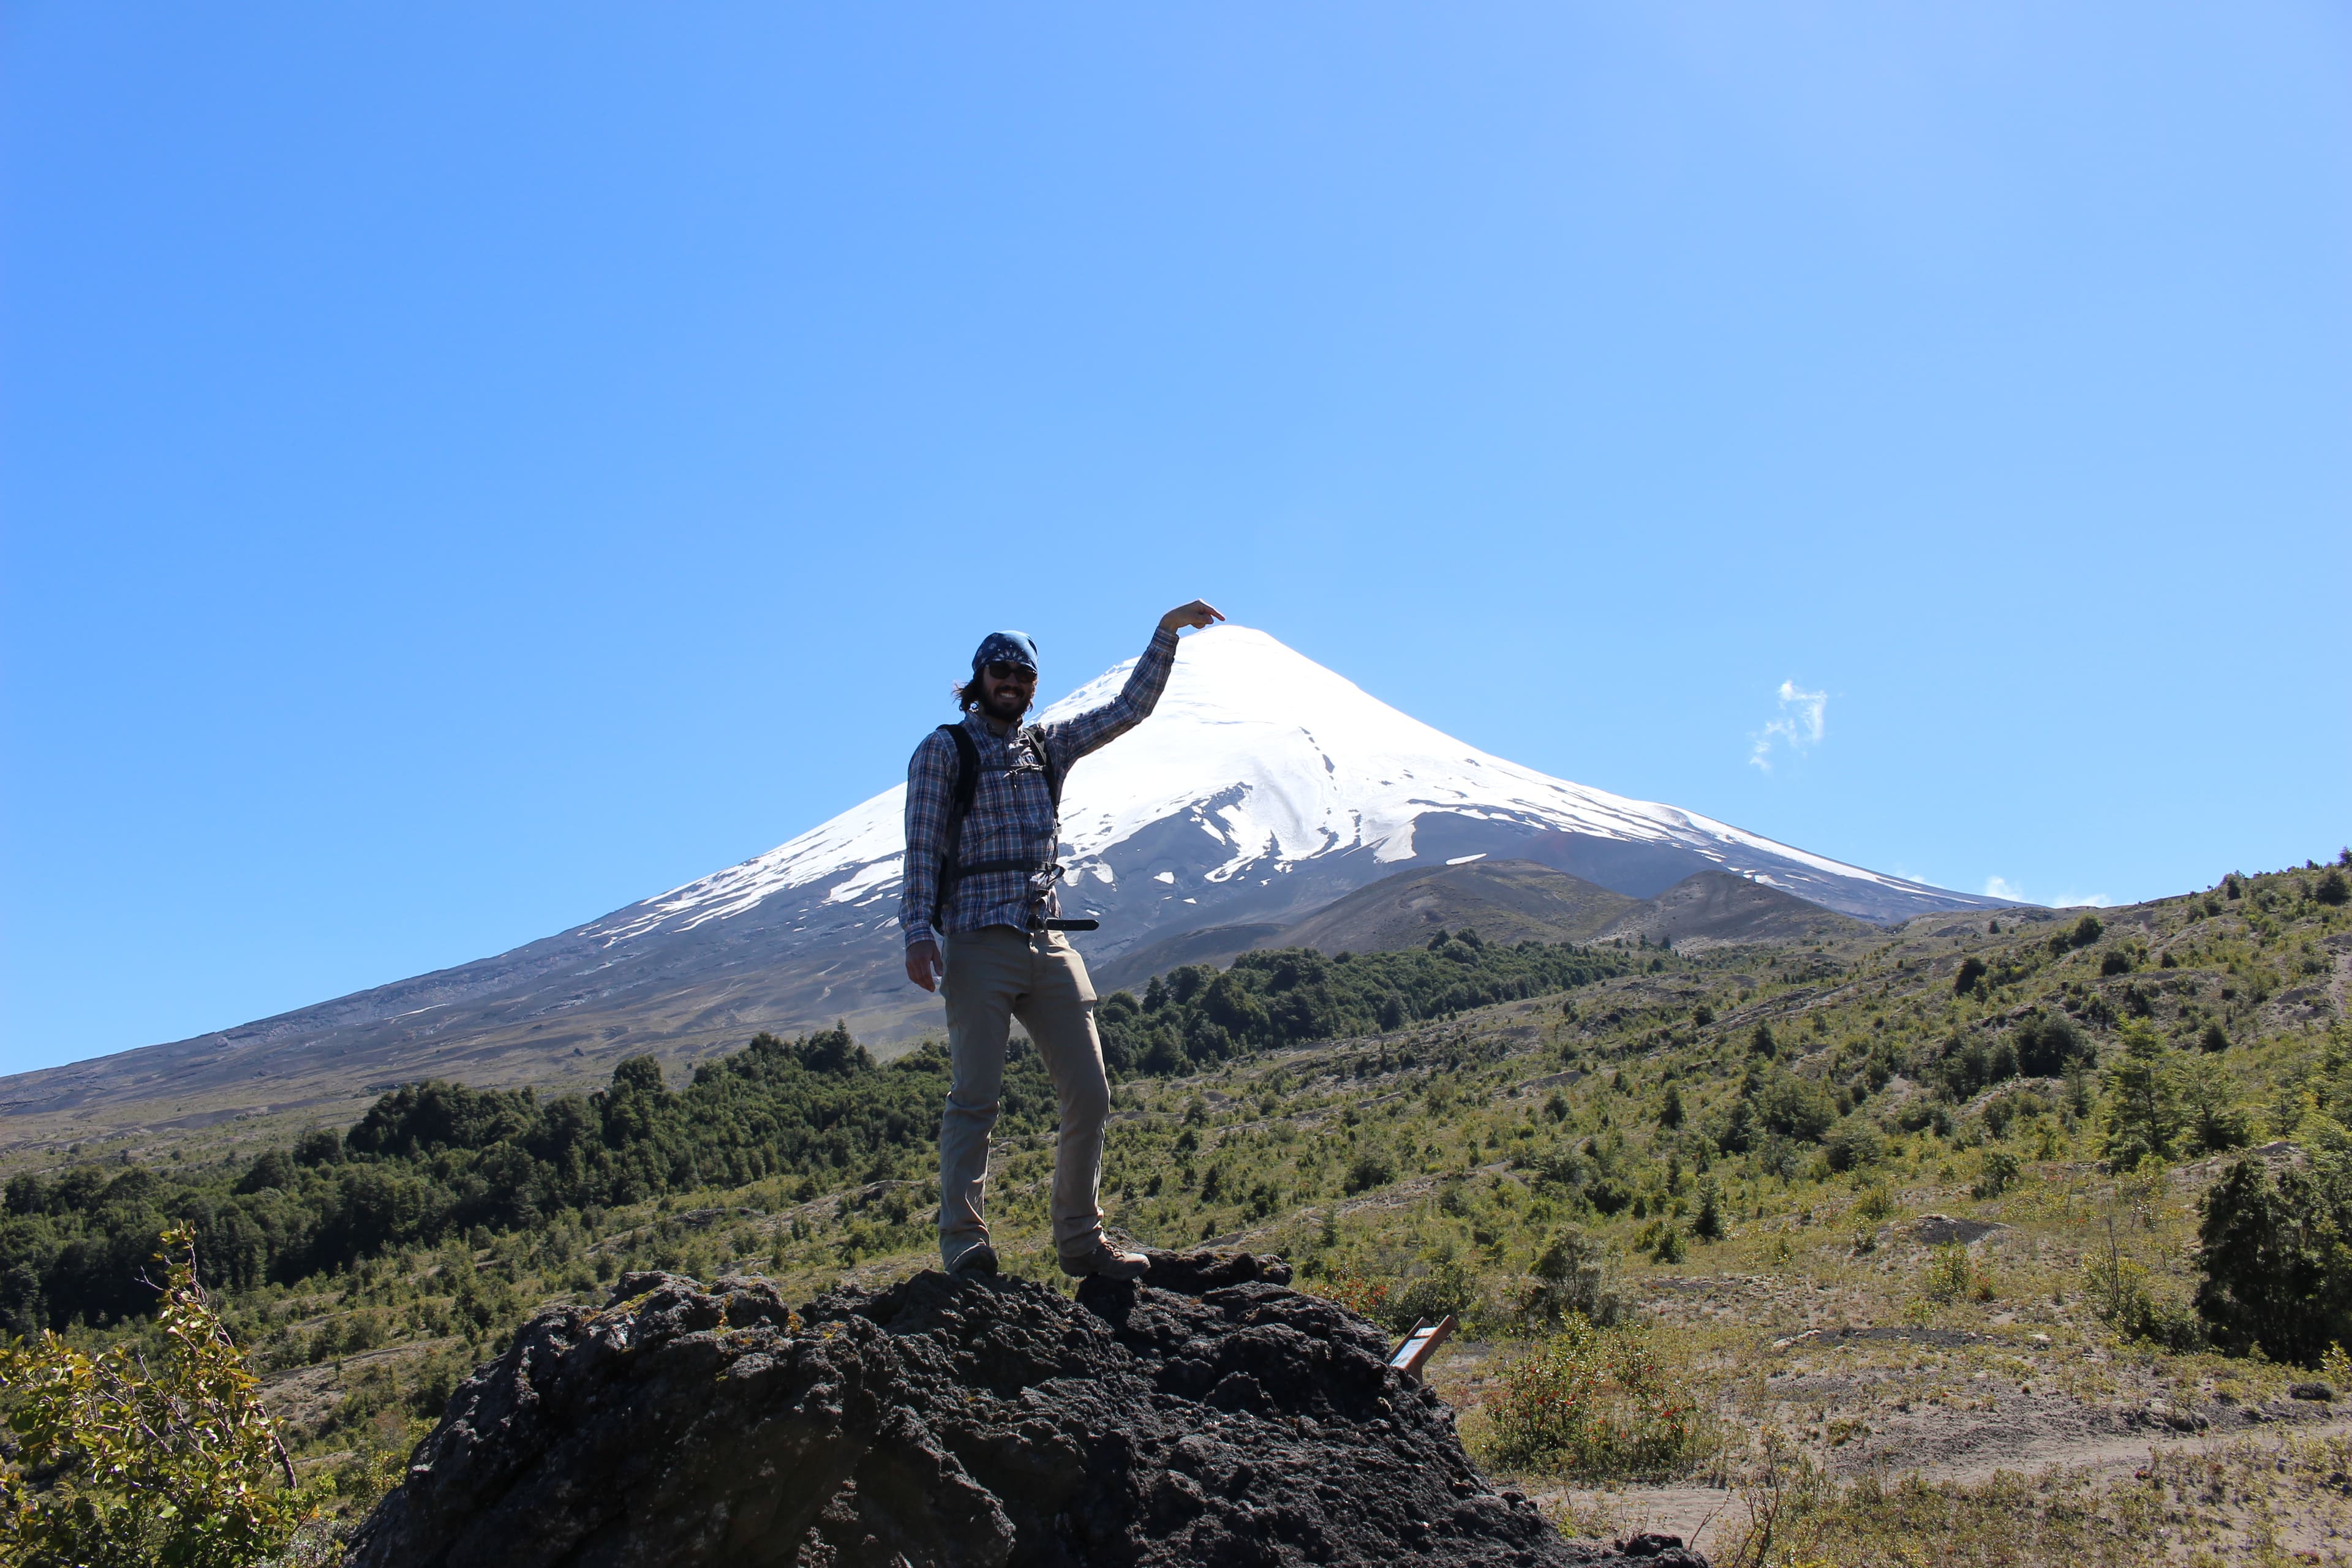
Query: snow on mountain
588 625 1989 954
0 624 2002 1128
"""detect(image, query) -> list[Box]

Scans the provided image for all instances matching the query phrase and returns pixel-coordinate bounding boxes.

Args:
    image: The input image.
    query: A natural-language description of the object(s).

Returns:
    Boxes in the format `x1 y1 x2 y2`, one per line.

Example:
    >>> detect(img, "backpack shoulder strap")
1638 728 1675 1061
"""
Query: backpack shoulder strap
1025 724 1064 812
943 723 980 818
933 723 982 924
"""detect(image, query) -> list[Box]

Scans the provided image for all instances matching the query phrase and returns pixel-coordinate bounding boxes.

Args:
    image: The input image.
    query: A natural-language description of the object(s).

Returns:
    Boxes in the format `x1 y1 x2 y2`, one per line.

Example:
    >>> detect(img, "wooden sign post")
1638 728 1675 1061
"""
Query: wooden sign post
1387 1314 1457 1380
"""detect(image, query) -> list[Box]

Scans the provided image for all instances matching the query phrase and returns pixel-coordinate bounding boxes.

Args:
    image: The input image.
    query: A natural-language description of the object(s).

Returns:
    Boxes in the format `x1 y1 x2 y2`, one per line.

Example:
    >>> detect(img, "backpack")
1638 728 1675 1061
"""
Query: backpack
932 722 1063 925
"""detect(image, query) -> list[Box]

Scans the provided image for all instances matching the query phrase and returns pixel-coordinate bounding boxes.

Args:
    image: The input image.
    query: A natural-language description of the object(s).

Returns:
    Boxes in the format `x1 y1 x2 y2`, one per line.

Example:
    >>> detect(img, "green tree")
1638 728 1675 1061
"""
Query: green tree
2102 1023 2184 1166
2180 1055 2252 1155
2195 1154 2352 1366
1691 1177 1724 1242
1 1227 309 1567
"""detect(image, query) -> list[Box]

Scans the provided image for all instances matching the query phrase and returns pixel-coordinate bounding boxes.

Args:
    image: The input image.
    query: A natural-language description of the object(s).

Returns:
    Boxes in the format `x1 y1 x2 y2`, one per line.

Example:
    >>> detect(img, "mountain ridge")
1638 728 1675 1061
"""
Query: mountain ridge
0 625 2002 1144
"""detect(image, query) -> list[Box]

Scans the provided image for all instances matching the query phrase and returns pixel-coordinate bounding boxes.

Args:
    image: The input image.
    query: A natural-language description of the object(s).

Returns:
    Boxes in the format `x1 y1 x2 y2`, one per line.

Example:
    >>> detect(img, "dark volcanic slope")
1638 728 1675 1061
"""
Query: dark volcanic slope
1281 860 1645 957
1093 922 1294 995
1598 869 1879 952
349 1252 1703 1568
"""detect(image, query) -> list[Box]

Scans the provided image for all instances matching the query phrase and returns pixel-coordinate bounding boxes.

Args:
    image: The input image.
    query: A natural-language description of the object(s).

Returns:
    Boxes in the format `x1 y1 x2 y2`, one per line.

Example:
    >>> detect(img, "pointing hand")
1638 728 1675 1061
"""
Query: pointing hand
1159 600 1226 633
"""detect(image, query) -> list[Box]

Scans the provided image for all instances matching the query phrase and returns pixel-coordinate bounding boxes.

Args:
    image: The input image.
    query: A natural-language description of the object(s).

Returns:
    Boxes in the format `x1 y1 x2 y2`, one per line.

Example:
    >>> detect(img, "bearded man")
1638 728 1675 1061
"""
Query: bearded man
901 600 1223 1278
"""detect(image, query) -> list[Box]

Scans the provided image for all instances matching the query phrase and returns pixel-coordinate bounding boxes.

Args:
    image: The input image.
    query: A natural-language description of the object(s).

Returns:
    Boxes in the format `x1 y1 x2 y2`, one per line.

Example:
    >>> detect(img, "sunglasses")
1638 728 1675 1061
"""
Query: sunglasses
984 662 1037 682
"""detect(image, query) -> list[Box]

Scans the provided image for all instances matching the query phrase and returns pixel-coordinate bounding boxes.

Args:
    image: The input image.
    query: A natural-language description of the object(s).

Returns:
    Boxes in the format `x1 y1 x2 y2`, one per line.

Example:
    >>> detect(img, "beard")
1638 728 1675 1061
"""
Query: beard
979 685 1031 724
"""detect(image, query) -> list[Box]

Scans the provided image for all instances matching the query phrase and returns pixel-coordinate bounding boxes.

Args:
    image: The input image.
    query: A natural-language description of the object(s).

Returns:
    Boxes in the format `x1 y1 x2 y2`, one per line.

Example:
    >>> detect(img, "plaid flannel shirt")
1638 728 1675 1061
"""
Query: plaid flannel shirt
900 625 1179 948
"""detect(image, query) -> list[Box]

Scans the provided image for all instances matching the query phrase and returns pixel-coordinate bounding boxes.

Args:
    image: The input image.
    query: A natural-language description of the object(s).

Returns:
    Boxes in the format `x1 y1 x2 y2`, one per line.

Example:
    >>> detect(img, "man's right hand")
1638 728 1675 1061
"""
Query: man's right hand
906 940 943 992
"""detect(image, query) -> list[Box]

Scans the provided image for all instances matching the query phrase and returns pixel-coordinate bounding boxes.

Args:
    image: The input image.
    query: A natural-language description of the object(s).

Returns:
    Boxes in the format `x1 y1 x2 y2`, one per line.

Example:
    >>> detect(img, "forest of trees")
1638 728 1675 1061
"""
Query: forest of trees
1094 933 1629 1074
0 933 1627 1335
0 1028 1042 1335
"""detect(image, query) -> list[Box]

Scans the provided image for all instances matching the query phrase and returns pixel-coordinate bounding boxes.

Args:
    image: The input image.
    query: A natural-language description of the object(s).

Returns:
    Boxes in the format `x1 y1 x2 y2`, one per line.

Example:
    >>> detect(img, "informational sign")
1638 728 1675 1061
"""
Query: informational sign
1387 1314 1456 1379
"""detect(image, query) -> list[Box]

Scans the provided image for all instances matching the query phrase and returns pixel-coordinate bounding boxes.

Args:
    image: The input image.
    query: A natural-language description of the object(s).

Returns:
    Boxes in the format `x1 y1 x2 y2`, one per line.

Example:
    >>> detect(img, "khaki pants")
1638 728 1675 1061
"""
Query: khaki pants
937 925 1110 1267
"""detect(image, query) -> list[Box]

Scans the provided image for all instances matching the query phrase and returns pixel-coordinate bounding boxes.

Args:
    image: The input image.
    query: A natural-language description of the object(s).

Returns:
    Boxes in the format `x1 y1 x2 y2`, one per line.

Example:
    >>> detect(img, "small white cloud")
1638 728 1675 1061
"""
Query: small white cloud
2051 891 2116 908
1983 875 2025 901
1749 680 1828 771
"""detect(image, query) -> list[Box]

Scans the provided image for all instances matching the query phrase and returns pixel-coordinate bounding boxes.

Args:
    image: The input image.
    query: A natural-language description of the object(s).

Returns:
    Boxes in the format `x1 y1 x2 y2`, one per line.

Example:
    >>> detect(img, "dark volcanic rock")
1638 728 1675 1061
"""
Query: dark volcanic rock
348 1251 1704 1568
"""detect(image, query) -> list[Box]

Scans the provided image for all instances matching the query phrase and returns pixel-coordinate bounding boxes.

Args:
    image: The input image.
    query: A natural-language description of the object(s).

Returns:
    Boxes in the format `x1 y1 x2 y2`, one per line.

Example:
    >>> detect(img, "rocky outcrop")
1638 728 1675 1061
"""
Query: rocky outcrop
348 1251 1705 1567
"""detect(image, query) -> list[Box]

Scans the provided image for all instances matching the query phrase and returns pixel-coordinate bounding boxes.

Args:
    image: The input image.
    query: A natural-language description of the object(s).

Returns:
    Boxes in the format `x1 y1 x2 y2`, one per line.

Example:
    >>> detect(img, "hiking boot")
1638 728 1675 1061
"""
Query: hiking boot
1059 1242 1148 1281
946 1242 998 1277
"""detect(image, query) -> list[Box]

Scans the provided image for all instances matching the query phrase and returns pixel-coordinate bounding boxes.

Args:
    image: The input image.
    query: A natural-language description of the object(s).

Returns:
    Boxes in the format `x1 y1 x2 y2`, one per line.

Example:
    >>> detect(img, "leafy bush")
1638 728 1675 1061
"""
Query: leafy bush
2081 1232 2203 1350
0 1228 311 1567
1931 1017 2090 1101
1635 1218 1687 1264
1473 1316 1708 1480
1953 956 1988 997
1973 1150 2022 1199
2316 868 2348 907
1823 1116 1882 1173
1918 1244 1985 1304
1717 1065 1838 1154
1524 1227 1626 1328
2070 914 2106 948
2194 1153 2352 1366
1387 1256 1477 1333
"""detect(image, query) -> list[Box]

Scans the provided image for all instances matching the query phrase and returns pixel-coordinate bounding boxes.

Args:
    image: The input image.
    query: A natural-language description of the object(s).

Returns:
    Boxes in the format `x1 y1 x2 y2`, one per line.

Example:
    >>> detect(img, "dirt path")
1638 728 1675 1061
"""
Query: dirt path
1521 1409 2352 1556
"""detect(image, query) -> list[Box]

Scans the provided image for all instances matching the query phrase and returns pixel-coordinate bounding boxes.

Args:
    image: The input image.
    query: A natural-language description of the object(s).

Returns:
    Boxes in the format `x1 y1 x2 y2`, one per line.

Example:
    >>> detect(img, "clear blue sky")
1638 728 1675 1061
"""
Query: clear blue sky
4 4 2346 1074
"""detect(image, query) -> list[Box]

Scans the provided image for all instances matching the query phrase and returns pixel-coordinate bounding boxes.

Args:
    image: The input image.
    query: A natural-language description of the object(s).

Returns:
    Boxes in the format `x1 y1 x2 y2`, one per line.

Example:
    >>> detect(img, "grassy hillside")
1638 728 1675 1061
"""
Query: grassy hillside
6 856 2350 1558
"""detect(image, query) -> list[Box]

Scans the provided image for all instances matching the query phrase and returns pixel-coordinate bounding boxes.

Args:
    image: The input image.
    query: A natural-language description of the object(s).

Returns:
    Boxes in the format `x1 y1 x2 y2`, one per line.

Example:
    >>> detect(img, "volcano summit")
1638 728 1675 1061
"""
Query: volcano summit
0 626 1997 1135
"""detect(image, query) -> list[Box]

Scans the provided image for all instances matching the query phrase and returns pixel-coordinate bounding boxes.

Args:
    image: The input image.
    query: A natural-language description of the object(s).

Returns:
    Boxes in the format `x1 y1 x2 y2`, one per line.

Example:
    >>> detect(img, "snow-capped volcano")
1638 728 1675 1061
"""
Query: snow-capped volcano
590 624 1977 956
1 626 1997 1129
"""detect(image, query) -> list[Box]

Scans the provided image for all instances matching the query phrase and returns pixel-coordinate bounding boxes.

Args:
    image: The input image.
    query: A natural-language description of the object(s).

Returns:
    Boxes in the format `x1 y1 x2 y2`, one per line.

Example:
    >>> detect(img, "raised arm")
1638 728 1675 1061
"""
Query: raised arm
1044 600 1224 763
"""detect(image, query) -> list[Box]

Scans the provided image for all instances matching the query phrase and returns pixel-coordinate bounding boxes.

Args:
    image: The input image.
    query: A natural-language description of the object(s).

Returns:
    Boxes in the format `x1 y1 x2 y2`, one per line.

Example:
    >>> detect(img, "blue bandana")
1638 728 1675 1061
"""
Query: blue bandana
971 630 1041 674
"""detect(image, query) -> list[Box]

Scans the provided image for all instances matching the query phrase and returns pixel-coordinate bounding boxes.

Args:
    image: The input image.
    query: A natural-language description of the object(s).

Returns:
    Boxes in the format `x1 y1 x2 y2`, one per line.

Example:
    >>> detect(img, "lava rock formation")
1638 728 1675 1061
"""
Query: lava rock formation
347 1251 1706 1567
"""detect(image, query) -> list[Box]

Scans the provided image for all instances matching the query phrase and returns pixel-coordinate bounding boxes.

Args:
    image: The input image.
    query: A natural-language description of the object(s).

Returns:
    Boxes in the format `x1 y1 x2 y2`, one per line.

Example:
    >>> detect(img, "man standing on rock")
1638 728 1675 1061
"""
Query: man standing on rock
903 600 1224 1280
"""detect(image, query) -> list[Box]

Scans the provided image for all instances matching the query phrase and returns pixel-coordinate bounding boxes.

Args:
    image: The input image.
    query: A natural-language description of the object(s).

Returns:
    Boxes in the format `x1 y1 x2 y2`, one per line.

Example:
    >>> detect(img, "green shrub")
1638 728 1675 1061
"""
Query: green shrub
1919 1244 1978 1303
2195 1153 2352 1366
0 1227 312 1567
1824 1116 1882 1172
1388 1256 1477 1333
1973 1150 2022 1199
1524 1227 1626 1328
1691 1177 1725 1241
1635 1219 1687 1264
2070 914 2106 948
2081 1235 2202 1350
1472 1316 1708 1480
